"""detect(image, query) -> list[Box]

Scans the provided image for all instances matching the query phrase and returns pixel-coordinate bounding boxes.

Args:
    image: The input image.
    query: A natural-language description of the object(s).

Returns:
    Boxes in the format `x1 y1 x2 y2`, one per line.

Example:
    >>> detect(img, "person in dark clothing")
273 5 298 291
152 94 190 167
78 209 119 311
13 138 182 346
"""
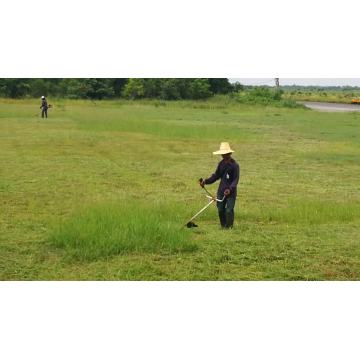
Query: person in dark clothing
40 96 48 118
200 142 240 228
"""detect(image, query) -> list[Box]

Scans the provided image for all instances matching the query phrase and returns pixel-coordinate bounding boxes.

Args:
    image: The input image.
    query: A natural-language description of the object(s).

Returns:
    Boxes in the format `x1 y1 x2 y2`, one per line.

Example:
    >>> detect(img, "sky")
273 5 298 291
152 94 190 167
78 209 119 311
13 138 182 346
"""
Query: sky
230 78 360 87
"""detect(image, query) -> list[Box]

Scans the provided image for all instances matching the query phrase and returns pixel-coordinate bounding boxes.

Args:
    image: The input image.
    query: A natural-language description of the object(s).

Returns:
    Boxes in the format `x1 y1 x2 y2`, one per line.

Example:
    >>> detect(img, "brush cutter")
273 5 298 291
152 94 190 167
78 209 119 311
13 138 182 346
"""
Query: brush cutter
185 184 225 228
36 104 52 117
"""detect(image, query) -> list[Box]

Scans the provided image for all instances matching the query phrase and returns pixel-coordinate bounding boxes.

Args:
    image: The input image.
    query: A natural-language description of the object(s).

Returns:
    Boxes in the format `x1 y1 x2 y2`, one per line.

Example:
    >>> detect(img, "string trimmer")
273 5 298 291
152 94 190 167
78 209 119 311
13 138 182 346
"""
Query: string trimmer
185 181 225 228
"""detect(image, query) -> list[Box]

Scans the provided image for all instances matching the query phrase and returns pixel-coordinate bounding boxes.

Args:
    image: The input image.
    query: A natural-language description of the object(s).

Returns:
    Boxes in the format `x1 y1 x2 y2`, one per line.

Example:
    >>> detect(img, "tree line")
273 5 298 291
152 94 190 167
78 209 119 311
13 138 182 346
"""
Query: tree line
0 78 243 100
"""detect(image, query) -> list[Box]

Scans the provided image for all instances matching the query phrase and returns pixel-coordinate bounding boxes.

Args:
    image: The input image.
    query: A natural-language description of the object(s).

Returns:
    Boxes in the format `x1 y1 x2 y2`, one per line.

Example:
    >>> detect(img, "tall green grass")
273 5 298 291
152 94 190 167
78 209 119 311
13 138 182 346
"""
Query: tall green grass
49 202 198 261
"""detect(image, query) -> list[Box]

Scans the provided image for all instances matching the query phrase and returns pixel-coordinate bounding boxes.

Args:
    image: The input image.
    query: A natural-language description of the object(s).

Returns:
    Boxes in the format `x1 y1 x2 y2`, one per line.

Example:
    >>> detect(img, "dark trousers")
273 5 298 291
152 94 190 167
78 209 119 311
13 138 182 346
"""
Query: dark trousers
217 196 236 228
41 108 48 118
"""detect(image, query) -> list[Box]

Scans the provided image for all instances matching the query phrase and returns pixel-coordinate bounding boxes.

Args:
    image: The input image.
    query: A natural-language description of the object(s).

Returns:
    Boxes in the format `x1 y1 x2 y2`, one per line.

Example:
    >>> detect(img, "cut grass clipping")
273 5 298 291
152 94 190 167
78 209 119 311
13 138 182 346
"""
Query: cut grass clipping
49 202 198 261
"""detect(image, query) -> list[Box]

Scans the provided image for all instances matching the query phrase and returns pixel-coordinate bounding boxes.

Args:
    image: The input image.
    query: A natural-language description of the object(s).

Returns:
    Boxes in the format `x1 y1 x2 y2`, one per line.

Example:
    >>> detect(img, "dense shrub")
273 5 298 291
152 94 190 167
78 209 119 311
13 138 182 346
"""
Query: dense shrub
232 87 300 108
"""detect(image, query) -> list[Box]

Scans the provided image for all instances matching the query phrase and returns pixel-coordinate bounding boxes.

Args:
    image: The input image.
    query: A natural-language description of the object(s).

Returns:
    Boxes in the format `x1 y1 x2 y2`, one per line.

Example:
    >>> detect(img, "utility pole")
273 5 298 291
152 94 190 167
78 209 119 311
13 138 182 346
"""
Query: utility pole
275 78 280 88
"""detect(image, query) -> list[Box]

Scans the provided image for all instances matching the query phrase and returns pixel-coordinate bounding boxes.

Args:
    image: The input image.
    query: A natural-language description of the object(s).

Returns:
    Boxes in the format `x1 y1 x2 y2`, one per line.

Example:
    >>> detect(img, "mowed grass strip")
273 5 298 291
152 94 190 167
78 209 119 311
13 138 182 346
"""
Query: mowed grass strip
48 202 198 261
1 98 360 279
244 200 360 225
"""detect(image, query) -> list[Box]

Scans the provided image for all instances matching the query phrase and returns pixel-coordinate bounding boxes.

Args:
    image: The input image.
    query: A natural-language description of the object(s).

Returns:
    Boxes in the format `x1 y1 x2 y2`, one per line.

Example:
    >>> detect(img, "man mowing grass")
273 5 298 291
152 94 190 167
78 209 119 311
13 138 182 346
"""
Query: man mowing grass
200 142 240 229
40 96 48 118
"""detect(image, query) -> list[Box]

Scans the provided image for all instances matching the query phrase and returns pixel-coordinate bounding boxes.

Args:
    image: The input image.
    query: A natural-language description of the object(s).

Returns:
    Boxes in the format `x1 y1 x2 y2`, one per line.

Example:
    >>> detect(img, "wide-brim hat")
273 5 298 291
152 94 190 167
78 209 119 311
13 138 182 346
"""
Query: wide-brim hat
213 142 234 155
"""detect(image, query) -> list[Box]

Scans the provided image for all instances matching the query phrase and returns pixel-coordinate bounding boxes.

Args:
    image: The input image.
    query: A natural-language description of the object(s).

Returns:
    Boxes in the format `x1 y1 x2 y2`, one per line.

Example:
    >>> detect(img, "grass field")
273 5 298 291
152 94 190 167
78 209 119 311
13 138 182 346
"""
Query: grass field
283 89 360 104
1 97 359 280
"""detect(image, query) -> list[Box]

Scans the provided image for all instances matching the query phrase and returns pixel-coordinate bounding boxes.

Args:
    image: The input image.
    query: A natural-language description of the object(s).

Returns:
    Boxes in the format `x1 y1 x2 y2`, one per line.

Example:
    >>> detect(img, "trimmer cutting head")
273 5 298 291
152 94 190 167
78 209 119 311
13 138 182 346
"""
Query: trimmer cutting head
185 185 226 229
186 221 198 228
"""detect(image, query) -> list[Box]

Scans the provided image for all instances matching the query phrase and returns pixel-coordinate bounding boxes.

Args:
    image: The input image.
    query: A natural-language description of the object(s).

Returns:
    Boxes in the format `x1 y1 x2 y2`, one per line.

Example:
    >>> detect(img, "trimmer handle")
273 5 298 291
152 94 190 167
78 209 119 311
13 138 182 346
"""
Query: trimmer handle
205 195 226 203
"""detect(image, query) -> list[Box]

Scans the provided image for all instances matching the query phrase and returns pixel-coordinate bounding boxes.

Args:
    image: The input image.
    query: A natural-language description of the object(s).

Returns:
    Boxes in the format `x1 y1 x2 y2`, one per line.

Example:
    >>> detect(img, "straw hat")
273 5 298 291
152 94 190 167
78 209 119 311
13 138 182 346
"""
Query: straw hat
213 142 234 155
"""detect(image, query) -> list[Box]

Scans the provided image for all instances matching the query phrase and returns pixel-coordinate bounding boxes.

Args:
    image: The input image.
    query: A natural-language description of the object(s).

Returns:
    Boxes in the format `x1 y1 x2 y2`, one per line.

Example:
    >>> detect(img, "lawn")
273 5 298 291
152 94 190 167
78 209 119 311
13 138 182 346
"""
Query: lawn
0 97 359 280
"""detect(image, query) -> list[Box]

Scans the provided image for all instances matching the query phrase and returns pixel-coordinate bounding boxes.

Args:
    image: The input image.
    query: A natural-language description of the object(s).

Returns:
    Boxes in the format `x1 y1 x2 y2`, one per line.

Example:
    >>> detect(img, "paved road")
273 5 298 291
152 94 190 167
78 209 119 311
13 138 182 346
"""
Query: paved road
299 101 360 112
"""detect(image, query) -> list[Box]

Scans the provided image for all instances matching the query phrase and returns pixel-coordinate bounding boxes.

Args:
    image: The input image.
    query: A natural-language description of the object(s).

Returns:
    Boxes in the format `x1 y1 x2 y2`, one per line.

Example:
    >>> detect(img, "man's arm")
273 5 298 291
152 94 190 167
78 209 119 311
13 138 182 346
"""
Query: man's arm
204 163 221 185
229 163 240 192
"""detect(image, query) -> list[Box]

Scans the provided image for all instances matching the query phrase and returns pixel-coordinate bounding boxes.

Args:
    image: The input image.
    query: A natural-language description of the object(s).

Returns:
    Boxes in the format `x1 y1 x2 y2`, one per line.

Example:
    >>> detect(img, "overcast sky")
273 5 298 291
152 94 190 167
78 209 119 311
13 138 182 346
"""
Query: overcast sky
230 78 360 87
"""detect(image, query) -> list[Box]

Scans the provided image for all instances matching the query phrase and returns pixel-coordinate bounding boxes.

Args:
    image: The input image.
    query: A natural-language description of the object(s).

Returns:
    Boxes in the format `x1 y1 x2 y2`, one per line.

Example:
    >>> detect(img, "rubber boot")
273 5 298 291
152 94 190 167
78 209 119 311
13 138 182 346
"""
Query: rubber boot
225 211 234 228
218 211 226 228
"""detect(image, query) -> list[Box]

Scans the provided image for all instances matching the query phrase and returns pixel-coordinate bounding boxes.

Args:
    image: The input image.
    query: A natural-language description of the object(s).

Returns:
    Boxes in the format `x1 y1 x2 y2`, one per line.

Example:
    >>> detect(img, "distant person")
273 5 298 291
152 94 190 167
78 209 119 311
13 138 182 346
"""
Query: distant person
199 142 240 228
40 96 48 118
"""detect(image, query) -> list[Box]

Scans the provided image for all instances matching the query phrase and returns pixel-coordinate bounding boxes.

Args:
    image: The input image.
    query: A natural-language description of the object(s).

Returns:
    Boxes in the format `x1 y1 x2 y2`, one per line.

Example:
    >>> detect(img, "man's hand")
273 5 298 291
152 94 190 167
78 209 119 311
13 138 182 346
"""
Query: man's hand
224 188 231 196
199 178 205 187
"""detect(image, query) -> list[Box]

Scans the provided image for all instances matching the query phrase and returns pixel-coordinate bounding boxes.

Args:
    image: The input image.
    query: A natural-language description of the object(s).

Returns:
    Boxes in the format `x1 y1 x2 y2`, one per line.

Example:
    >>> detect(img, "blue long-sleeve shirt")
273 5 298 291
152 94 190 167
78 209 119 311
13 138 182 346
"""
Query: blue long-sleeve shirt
204 158 240 198
40 99 48 110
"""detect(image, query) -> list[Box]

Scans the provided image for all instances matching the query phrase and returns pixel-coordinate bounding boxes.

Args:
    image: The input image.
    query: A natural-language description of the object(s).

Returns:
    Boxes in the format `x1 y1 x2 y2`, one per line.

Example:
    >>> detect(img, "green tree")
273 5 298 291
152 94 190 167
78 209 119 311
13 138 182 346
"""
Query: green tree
122 79 146 99
208 78 233 94
58 79 83 99
57 79 115 99
82 79 115 99
112 79 128 97
232 81 244 92
188 79 211 99
159 79 182 100
0 79 30 98
29 79 51 97
143 79 162 98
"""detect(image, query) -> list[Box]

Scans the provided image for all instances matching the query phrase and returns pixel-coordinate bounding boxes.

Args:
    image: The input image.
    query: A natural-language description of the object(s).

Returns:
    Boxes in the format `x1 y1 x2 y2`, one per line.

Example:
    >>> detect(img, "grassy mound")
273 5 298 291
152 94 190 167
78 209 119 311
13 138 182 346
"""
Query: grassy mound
49 202 197 261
